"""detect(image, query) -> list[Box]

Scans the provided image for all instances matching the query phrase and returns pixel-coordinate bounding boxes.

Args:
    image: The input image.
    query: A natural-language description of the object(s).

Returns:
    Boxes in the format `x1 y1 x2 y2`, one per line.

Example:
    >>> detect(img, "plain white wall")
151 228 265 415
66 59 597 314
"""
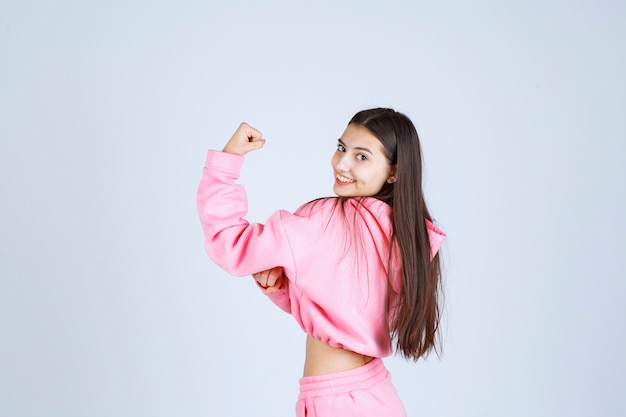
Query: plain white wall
1 1 625 416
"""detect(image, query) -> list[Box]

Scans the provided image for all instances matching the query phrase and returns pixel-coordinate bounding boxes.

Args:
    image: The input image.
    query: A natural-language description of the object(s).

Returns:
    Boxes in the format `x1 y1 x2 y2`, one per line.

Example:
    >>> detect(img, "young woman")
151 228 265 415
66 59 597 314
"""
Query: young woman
197 108 446 416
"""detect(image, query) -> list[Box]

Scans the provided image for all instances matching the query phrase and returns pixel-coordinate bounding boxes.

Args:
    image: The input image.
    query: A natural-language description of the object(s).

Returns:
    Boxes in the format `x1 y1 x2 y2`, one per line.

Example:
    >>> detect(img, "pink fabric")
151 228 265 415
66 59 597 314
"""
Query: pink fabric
297 359 406 417
197 150 446 358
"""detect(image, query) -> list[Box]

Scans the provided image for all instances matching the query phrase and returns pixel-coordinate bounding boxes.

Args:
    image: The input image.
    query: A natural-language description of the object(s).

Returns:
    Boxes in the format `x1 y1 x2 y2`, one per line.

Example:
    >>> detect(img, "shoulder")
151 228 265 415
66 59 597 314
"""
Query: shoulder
350 197 392 221
292 196 392 229
295 196 389 213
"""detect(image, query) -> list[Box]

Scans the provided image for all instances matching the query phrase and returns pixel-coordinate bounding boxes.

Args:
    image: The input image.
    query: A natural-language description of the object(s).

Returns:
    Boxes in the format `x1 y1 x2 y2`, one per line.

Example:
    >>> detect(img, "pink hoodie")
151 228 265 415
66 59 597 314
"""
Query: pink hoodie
197 150 446 358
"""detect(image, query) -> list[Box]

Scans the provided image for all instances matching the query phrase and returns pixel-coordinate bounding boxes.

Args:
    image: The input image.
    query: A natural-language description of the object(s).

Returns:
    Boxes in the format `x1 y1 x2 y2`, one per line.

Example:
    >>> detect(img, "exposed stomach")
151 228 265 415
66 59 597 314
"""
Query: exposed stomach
303 334 374 377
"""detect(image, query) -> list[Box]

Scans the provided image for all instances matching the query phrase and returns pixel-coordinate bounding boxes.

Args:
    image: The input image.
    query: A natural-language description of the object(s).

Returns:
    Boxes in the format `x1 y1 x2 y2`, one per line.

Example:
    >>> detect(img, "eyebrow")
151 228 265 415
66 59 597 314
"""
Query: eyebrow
338 139 373 155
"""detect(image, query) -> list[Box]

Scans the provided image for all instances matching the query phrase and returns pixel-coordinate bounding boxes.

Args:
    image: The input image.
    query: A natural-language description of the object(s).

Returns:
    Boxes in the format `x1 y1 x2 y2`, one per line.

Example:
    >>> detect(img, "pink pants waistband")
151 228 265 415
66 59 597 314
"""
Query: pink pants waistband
298 358 388 399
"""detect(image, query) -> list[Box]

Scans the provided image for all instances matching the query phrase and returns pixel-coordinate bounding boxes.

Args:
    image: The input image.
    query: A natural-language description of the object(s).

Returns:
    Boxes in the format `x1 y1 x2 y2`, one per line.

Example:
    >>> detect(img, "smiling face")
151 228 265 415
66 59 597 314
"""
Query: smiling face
331 124 397 197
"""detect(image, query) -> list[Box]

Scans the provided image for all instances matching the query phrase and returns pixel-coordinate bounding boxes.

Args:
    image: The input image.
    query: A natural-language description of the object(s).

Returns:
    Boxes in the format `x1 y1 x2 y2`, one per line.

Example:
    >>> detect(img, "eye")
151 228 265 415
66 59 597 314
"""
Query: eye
356 154 368 161
337 144 346 152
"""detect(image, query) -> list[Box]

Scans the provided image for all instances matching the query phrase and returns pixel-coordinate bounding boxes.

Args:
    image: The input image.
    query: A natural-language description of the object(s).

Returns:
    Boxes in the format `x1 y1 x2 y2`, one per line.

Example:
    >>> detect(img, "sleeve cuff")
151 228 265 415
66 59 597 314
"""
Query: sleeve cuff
204 150 244 173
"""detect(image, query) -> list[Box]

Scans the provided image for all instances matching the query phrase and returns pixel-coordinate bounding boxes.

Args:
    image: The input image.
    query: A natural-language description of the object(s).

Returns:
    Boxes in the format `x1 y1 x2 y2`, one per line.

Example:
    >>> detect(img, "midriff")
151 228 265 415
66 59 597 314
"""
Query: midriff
303 334 374 377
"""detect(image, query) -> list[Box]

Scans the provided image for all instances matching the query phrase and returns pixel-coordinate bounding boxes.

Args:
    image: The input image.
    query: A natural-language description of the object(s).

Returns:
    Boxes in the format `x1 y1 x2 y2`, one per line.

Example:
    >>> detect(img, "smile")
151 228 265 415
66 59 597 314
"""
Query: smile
336 174 355 184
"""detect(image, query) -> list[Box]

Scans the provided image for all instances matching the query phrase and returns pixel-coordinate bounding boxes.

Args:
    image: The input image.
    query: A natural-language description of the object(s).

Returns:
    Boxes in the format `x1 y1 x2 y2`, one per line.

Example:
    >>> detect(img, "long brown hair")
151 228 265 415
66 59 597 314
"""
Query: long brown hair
350 108 443 361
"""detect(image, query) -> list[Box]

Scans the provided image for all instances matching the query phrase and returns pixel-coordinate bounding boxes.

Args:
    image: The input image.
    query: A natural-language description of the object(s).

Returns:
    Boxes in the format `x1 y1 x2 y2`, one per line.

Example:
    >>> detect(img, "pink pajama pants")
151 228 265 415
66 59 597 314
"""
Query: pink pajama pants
296 358 407 417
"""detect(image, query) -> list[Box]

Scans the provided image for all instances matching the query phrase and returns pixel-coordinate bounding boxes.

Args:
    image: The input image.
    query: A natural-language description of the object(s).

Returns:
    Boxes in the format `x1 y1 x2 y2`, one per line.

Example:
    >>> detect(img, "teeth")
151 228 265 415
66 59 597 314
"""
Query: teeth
337 174 355 183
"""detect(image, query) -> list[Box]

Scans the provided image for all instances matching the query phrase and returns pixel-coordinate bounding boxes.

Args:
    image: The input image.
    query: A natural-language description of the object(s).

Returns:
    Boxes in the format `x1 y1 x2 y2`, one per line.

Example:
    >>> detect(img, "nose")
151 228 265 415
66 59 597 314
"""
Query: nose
335 153 350 172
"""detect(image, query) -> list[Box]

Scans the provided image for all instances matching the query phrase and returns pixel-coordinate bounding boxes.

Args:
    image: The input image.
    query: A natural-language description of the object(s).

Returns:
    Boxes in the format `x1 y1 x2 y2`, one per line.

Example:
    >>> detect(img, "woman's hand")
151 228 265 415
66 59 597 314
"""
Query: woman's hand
253 266 285 295
222 122 266 156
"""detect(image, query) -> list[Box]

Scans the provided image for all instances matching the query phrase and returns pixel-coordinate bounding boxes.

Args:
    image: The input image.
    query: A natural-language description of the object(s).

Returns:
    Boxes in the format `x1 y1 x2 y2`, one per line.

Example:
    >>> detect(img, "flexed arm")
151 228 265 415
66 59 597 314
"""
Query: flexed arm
197 124 297 278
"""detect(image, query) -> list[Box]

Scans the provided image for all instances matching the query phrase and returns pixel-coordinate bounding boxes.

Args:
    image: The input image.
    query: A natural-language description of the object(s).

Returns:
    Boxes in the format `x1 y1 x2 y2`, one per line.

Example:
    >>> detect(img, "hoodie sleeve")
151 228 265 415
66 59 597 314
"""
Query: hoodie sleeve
196 150 297 279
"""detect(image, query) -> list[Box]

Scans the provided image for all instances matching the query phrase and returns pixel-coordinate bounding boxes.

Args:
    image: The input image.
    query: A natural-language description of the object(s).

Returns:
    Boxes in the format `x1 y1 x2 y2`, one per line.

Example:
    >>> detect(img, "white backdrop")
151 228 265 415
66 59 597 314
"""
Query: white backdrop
1 1 625 416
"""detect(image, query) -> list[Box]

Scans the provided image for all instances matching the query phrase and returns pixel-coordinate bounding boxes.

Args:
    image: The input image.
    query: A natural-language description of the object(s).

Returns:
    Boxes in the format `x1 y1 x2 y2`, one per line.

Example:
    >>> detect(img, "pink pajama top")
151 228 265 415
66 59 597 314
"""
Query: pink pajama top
197 150 446 358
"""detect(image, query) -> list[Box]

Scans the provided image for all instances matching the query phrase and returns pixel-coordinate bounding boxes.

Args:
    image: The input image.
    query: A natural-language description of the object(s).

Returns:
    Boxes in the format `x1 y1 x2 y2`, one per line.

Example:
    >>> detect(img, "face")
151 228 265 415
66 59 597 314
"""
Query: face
331 124 396 197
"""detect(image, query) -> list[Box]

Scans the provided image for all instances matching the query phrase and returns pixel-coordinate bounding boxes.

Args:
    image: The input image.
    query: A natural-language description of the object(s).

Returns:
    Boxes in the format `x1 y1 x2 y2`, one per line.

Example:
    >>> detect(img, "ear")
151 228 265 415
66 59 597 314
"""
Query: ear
387 164 397 183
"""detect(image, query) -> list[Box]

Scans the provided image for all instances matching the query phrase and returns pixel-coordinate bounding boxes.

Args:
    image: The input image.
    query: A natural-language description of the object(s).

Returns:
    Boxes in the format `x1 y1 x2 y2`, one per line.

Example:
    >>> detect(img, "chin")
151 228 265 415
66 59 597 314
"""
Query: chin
335 191 356 198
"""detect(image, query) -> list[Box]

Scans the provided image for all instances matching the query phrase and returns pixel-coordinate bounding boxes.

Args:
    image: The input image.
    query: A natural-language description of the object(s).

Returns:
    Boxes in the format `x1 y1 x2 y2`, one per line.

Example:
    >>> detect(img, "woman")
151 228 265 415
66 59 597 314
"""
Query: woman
197 108 445 416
